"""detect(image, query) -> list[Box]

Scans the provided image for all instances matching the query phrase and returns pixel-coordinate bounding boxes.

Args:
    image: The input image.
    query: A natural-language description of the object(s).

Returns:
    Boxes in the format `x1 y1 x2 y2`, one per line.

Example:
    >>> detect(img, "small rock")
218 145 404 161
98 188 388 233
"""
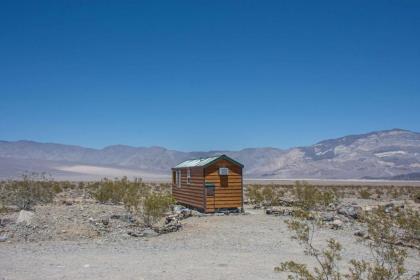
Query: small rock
331 219 343 229
384 203 395 213
180 208 192 218
0 235 8 242
120 214 135 223
337 204 358 219
354 230 368 238
191 210 203 217
0 218 12 227
101 218 109 226
321 212 335 222
127 231 142 237
63 200 73 206
142 228 159 237
16 210 35 225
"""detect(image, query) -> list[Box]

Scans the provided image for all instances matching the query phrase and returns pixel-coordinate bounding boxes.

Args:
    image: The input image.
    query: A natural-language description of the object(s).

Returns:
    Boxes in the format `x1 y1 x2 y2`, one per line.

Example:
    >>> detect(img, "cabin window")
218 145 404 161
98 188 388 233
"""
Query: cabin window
176 170 181 187
219 167 229 176
187 169 191 184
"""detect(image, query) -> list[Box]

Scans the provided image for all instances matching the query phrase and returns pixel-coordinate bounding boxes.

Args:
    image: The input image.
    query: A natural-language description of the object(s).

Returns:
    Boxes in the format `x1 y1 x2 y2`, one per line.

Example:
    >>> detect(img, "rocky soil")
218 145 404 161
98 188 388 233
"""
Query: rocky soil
0 203 419 280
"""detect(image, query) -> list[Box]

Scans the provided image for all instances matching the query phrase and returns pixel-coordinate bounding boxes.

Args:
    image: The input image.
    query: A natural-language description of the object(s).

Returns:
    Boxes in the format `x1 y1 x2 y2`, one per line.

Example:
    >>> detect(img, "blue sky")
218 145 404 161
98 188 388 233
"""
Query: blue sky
1 1 419 151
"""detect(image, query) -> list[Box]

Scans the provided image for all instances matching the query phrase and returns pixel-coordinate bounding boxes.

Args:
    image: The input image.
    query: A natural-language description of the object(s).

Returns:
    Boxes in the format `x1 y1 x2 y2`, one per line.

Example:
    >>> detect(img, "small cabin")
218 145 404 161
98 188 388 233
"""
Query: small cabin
171 154 244 213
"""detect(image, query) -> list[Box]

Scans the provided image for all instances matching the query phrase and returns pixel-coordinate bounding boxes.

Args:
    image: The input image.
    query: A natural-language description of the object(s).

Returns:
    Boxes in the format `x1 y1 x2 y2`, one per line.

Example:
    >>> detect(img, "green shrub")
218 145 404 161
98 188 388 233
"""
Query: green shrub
89 177 175 226
358 189 371 199
122 178 151 214
412 191 420 203
293 181 337 210
248 185 264 205
276 206 419 280
142 193 175 226
0 173 57 210
90 177 147 204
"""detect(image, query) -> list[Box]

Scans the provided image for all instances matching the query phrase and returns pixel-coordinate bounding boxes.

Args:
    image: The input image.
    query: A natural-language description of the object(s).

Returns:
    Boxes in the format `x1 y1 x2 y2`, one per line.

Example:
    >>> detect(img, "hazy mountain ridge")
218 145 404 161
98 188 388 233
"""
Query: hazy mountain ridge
1 129 420 180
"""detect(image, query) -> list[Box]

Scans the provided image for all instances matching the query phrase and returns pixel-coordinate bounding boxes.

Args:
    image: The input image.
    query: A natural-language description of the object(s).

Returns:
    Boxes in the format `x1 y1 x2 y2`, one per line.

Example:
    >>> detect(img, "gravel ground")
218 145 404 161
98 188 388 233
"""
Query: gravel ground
1 207 419 280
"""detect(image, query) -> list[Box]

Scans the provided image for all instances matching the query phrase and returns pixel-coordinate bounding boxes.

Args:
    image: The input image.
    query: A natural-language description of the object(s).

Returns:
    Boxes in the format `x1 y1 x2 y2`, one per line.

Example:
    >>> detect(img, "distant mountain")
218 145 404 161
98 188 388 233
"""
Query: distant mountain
1 128 420 180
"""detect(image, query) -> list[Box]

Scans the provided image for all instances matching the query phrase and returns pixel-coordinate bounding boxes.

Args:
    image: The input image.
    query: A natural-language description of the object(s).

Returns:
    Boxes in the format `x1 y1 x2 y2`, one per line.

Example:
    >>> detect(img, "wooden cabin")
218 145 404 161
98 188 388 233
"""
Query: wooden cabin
171 154 244 213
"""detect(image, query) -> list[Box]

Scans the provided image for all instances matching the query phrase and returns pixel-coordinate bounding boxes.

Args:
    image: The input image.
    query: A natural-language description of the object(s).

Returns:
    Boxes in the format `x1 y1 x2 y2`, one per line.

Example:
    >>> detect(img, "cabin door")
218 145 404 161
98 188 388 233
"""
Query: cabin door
205 183 215 211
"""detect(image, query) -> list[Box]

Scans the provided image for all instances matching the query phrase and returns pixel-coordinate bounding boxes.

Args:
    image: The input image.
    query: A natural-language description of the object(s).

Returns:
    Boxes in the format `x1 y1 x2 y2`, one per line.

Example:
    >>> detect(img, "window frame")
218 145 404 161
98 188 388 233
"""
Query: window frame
187 168 191 184
219 167 229 176
176 170 181 188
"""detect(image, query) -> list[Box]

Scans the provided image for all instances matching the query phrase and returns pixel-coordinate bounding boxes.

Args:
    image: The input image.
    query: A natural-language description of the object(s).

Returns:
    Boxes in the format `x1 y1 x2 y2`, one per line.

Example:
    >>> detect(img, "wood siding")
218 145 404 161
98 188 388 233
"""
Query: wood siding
172 167 205 209
204 159 243 212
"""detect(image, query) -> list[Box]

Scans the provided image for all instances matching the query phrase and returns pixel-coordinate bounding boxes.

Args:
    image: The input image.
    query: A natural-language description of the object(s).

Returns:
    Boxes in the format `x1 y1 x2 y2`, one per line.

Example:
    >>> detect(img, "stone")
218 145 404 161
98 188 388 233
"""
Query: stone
142 228 159 237
0 235 8 242
337 204 358 219
117 214 135 223
354 230 368 238
384 203 395 213
321 212 335 222
159 223 181 234
0 218 12 227
63 200 73 206
127 231 142 237
180 208 192 218
16 210 35 225
331 219 343 229
191 210 203 217
101 218 109 226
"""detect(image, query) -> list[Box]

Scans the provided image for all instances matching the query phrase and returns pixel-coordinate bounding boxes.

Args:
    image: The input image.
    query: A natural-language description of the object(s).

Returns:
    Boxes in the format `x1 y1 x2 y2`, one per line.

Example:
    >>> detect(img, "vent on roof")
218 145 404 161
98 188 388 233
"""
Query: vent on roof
219 167 229 176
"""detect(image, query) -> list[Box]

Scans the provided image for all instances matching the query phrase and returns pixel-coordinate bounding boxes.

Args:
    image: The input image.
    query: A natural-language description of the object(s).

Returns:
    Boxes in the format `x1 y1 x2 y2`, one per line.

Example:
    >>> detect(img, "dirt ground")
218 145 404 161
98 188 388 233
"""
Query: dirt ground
1 207 419 280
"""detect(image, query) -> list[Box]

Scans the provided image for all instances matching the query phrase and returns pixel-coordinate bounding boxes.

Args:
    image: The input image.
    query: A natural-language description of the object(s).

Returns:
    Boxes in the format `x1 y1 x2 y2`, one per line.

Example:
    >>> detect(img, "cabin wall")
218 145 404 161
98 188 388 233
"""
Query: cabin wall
204 159 243 212
172 167 205 209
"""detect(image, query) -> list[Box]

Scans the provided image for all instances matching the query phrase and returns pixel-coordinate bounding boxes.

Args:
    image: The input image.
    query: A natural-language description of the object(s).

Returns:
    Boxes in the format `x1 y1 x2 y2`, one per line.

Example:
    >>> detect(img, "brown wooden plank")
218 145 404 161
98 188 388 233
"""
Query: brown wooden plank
173 193 203 200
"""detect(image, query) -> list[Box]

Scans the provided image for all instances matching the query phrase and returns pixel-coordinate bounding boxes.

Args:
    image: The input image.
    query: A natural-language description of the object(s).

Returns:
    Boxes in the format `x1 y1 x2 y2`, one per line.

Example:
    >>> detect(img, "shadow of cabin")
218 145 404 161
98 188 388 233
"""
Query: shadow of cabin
171 154 244 213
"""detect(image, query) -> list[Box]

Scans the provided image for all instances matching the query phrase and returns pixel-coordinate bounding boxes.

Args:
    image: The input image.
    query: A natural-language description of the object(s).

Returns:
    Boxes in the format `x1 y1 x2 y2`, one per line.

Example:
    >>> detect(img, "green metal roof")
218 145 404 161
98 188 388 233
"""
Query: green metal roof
173 154 244 169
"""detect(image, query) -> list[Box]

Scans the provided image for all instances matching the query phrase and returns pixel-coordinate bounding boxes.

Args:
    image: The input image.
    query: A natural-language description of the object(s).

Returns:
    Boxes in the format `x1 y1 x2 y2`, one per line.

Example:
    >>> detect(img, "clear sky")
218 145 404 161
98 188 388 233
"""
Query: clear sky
1 1 419 151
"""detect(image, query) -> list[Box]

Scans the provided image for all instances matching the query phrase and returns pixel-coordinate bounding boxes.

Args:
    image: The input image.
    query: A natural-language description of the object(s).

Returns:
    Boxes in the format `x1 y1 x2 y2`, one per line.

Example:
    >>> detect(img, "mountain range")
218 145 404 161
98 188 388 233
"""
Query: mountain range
1 128 420 181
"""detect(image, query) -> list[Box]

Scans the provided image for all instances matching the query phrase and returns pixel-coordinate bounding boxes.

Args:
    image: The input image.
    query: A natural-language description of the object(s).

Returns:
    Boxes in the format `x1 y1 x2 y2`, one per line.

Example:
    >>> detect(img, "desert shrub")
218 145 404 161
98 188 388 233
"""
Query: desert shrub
0 173 57 210
247 185 284 206
412 191 420 203
276 206 420 280
90 177 175 226
392 207 420 248
358 189 371 199
142 193 175 226
293 181 337 210
90 177 145 204
248 185 264 205
122 179 151 214
375 189 384 198
347 207 419 280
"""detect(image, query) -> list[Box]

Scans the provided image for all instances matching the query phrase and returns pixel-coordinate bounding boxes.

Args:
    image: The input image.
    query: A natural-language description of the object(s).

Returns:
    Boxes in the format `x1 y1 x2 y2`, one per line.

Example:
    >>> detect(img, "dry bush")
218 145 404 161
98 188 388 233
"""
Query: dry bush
89 177 149 205
89 177 175 226
247 185 264 205
0 173 59 210
293 181 337 210
142 193 175 227
275 205 420 280
247 185 285 206
412 191 420 203
358 189 371 199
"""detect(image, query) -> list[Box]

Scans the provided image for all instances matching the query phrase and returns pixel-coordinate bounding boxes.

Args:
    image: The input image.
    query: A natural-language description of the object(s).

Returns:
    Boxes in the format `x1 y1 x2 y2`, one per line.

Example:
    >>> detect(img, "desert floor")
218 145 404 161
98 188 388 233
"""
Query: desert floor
1 207 419 280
